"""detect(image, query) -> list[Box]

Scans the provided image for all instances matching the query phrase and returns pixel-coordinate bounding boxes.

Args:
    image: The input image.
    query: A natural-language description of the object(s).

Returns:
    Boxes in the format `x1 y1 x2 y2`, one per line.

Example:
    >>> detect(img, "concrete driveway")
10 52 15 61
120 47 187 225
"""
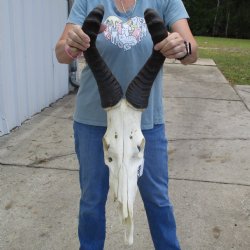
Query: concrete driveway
0 59 250 250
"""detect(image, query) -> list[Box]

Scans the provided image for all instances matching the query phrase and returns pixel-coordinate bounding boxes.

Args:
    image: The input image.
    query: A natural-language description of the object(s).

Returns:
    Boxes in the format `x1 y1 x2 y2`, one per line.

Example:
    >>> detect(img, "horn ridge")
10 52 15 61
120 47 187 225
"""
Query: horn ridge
125 9 168 109
126 51 165 109
82 5 123 108
84 47 123 108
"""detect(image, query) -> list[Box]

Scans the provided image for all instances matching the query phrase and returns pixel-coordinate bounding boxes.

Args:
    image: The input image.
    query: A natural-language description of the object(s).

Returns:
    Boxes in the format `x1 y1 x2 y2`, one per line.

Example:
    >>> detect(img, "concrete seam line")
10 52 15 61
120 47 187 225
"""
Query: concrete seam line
1 163 249 187
0 162 78 172
0 152 76 170
169 177 250 187
164 96 241 102
39 114 74 120
239 89 250 94
164 63 217 67
232 86 250 112
29 152 76 165
168 138 250 141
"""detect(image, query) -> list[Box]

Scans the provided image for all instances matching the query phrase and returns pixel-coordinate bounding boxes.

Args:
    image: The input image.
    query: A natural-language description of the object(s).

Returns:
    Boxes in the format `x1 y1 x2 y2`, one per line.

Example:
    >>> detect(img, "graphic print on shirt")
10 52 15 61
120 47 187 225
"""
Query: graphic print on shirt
104 16 148 51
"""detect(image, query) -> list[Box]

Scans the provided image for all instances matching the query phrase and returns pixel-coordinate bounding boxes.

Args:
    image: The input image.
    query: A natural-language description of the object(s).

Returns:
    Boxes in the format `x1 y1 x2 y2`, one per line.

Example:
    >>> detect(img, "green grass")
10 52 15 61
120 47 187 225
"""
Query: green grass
195 36 250 85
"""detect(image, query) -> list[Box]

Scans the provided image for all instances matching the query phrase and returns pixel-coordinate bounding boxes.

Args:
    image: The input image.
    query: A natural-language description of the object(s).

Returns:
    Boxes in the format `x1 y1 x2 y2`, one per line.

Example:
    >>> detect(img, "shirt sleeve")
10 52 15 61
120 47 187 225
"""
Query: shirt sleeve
67 0 87 25
161 0 189 28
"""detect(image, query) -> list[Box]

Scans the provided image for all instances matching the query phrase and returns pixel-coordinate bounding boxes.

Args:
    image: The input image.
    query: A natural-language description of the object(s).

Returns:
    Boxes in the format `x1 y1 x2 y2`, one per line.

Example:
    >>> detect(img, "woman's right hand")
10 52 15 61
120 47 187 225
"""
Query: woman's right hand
66 23 106 51
55 23 106 64
66 25 90 51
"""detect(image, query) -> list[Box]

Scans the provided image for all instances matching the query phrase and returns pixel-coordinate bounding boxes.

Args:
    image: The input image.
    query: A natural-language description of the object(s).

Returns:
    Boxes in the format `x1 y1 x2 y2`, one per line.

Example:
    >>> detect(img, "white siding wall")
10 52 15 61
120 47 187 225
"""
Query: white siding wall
0 0 69 136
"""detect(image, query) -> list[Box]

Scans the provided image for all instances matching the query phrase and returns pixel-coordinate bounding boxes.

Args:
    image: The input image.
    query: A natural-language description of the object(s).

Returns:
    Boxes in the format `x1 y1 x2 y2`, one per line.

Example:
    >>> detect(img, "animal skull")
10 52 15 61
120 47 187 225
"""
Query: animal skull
82 6 167 245
103 99 145 244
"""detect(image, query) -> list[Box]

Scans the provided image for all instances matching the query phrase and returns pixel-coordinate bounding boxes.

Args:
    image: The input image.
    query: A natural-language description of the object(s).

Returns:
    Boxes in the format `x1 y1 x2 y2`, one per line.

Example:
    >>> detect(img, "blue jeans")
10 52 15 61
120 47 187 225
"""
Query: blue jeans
73 121 181 250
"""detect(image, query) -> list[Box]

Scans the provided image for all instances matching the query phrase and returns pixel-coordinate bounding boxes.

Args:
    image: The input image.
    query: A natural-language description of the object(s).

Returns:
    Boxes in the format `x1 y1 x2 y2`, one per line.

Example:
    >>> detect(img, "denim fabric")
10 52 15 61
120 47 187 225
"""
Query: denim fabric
73 121 181 250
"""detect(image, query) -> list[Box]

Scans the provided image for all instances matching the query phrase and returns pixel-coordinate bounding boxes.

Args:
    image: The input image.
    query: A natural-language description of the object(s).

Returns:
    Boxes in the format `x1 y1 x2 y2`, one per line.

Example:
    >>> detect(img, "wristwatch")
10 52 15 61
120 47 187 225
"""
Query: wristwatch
177 41 192 61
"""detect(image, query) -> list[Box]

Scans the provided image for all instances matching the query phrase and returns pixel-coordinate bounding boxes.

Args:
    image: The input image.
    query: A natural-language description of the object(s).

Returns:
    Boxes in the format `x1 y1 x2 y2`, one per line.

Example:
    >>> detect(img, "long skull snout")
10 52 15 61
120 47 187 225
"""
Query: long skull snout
102 100 145 245
81 6 167 245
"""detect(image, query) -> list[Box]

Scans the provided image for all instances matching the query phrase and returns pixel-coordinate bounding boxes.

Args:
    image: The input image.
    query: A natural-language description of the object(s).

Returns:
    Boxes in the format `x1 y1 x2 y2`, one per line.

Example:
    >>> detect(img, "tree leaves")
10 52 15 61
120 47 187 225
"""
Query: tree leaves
183 0 250 38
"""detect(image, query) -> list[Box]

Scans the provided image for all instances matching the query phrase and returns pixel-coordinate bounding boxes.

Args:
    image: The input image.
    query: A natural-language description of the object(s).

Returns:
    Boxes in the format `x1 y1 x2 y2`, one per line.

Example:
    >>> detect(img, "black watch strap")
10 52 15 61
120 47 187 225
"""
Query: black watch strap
177 41 192 61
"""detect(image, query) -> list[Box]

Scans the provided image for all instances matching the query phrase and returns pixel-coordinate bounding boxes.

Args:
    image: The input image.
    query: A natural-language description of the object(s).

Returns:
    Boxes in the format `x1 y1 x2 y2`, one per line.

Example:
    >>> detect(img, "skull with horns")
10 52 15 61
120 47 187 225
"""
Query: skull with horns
81 5 168 245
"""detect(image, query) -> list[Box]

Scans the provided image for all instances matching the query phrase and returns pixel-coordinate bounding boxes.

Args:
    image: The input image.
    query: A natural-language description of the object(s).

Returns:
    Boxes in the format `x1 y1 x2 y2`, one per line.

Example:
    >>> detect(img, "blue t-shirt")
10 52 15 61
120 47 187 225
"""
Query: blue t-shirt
67 0 189 129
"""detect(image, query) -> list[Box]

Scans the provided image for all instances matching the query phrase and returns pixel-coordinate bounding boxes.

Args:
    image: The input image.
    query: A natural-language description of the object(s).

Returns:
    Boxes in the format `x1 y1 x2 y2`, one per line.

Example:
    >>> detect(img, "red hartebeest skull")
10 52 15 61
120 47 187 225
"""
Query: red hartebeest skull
81 6 167 245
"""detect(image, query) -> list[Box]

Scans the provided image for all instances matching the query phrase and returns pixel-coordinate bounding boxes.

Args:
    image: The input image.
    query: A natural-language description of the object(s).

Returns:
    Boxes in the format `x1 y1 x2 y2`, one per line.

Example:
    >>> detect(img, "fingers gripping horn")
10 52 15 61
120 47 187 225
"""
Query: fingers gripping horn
82 5 123 108
125 9 168 109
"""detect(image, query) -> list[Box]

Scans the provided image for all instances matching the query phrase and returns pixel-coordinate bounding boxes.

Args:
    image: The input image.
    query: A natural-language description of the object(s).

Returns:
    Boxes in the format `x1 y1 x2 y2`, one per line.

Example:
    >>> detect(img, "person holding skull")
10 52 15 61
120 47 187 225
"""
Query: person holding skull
55 0 197 249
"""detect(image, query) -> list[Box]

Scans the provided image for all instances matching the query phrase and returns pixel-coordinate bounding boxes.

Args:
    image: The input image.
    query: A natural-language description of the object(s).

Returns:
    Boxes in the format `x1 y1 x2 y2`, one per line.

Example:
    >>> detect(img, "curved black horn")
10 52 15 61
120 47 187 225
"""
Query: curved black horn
125 9 168 109
82 5 123 108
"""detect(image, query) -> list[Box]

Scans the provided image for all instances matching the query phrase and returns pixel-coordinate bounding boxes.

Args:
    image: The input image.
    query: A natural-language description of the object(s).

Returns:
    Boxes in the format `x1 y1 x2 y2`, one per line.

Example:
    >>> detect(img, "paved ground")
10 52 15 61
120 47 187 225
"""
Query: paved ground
0 59 250 250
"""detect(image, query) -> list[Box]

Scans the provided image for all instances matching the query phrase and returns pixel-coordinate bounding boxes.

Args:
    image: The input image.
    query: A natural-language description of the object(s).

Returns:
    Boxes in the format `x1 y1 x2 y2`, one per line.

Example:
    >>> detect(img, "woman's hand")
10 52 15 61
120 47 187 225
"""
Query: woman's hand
66 25 90 52
66 23 107 51
55 23 106 64
153 19 198 65
154 32 188 59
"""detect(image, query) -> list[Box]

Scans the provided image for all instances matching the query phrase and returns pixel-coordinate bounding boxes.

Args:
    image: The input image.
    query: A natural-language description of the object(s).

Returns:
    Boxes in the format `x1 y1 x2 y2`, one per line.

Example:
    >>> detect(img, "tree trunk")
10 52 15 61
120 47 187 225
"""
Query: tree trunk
225 10 230 37
213 0 220 36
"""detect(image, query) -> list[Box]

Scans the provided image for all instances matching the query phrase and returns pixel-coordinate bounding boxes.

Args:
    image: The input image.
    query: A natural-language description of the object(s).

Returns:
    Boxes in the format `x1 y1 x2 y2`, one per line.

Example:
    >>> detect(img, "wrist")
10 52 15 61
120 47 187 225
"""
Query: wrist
176 41 192 61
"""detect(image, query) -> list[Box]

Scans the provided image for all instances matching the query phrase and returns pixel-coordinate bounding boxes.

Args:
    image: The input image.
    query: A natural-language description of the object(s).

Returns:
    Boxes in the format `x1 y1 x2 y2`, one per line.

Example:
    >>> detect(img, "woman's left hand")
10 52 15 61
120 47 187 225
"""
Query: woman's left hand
154 32 187 59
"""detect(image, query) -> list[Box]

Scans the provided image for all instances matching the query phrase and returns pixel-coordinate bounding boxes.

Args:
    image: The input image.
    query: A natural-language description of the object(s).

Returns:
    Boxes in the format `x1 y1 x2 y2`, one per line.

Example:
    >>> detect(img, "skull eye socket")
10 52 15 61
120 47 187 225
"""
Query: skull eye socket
137 138 145 156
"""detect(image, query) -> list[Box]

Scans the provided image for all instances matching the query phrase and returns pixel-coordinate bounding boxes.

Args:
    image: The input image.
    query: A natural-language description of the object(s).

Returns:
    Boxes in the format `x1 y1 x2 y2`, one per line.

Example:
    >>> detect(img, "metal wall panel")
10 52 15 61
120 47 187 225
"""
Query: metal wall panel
0 0 69 136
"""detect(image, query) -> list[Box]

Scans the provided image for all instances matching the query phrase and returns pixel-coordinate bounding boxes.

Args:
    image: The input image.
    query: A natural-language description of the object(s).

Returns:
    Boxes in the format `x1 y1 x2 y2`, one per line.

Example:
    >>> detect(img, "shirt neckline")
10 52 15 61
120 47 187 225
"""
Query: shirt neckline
111 0 138 18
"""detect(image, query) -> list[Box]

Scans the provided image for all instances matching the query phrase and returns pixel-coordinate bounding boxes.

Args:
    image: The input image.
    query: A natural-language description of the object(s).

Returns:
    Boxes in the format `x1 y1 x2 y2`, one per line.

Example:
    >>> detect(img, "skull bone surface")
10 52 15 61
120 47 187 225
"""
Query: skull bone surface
103 99 145 245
